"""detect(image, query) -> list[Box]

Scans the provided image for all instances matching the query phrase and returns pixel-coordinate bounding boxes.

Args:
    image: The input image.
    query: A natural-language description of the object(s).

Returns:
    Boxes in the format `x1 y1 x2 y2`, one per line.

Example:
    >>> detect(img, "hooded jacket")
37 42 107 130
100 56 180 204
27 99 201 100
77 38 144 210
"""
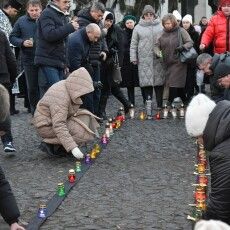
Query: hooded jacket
34 68 99 152
203 100 230 224
201 10 230 54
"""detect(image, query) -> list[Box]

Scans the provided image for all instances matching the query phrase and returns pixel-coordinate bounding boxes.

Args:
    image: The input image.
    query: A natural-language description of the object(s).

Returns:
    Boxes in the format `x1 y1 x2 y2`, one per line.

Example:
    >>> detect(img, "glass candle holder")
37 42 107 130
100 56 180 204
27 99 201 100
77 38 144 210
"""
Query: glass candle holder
85 154 91 164
194 191 207 201
197 175 208 185
57 183 65 197
75 161 81 172
90 149 97 159
196 163 206 174
38 204 47 218
68 169 76 183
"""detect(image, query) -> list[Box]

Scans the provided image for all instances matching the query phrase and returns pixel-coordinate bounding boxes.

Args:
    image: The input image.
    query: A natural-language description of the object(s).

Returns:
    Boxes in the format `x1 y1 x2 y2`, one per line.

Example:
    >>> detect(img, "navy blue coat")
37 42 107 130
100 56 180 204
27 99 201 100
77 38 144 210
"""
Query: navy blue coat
34 4 75 69
9 15 37 65
68 28 91 73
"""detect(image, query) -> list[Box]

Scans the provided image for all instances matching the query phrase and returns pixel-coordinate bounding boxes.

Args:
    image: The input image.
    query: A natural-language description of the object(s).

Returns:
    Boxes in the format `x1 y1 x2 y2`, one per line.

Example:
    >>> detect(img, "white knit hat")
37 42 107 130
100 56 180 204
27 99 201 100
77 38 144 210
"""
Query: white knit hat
194 220 230 230
172 10 182 21
182 14 193 24
185 94 216 137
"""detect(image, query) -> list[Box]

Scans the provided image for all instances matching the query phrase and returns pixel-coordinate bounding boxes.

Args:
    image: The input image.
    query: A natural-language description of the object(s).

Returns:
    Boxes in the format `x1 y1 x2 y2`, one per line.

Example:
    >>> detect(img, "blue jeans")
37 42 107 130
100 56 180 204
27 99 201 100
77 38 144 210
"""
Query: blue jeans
38 66 64 98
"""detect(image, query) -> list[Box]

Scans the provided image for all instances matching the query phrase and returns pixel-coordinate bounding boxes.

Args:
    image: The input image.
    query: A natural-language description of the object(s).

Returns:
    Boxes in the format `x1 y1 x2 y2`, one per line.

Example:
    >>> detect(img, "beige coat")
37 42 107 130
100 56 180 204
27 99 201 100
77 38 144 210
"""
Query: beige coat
34 68 100 152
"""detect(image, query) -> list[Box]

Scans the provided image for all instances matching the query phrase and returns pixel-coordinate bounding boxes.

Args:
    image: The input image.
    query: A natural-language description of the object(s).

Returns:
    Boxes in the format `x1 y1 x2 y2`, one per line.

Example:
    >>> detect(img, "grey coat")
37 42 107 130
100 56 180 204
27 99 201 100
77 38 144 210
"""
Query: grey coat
157 26 193 88
130 18 165 87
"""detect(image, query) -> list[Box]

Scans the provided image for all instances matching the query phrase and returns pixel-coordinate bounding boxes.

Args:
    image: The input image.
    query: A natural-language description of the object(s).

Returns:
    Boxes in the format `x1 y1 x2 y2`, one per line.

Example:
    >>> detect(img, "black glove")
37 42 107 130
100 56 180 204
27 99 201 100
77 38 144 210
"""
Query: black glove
93 81 103 89
175 46 184 52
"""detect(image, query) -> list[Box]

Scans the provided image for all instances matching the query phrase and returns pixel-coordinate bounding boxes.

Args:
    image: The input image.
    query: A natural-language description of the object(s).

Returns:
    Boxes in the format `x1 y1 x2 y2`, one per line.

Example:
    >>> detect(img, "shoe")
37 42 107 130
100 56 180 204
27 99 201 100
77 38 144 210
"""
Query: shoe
3 142 16 155
39 142 67 157
10 110 19 115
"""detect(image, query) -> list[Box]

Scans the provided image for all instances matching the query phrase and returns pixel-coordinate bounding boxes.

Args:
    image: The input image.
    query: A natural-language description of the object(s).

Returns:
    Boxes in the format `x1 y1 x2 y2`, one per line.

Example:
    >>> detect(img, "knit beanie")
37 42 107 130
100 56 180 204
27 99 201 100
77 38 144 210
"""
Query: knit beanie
185 94 216 137
219 0 230 6
123 15 136 24
8 0 22 10
172 10 182 21
142 5 155 16
182 14 193 24
194 220 230 230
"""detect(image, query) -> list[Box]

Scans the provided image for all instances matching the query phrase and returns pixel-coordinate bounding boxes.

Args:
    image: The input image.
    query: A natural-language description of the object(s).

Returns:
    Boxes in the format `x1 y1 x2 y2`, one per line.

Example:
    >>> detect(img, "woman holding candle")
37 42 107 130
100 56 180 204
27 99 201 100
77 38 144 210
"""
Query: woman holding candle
185 94 230 225
34 67 100 159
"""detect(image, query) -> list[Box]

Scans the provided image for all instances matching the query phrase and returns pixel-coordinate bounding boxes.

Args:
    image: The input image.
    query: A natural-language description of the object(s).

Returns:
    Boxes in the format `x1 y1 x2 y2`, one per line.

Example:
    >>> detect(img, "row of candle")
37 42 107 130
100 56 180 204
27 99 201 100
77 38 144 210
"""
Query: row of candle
187 141 209 222
139 105 185 120
37 107 126 219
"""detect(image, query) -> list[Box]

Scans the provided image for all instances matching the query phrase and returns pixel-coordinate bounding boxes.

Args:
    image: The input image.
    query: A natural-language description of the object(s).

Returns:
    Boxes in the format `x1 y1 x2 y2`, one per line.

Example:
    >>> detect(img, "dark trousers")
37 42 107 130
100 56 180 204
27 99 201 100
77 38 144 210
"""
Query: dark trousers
168 87 187 104
99 86 131 116
38 66 64 98
0 115 12 144
141 86 164 108
81 65 101 115
24 65 39 115
127 87 135 105
185 66 196 102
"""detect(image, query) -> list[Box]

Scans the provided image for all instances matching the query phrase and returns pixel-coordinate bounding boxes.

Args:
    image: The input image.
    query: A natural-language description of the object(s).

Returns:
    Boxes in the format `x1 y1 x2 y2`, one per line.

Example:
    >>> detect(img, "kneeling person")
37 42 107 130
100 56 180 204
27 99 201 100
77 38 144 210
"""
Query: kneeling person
34 68 100 159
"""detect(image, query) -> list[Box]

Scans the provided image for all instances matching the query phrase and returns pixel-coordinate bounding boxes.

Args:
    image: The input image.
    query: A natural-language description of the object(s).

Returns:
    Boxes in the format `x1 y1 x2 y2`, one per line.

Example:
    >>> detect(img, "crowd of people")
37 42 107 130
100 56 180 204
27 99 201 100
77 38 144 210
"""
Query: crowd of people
1 0 230 228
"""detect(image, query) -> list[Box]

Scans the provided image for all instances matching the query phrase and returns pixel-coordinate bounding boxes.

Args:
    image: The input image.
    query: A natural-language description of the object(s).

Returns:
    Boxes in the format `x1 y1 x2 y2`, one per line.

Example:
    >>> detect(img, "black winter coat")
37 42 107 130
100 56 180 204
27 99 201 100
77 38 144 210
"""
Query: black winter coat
203 100 230 225
120 28 139 88
34 4 75 69
0 30 17 84
210 53 230 101
0 166 20 225
77 8 108 65
100 24 124 88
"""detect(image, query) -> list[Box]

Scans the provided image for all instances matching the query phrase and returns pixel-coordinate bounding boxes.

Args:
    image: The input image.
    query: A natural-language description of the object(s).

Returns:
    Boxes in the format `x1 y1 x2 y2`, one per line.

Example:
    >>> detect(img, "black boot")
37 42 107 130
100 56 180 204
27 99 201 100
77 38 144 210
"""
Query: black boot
111 87 131 114
98 94 108 120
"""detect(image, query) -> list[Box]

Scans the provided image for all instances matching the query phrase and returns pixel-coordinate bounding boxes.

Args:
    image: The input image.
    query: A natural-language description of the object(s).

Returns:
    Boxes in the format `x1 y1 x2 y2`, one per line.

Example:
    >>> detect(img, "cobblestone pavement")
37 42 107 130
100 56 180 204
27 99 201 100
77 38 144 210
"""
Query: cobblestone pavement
0 89 196 230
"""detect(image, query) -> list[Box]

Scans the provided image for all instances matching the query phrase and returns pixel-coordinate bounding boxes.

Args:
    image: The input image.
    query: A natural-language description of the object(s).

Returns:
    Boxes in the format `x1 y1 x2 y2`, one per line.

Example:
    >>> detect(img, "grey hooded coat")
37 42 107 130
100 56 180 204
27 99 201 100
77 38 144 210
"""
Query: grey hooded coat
130 18 165 87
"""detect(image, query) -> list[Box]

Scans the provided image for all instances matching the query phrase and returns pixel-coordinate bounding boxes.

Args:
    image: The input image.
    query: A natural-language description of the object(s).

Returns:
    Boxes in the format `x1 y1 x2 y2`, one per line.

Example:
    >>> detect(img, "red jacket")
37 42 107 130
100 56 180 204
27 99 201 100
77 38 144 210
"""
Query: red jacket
201 10 230 54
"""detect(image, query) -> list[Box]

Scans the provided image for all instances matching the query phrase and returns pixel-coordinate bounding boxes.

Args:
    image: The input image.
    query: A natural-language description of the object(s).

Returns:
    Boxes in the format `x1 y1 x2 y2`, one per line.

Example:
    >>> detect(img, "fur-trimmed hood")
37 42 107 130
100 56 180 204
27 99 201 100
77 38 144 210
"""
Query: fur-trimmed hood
185 94 216 137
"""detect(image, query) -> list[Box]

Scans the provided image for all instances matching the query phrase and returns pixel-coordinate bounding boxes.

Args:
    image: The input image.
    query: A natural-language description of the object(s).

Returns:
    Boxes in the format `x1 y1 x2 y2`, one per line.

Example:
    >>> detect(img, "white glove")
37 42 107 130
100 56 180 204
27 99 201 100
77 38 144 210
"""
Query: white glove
71 147 84 159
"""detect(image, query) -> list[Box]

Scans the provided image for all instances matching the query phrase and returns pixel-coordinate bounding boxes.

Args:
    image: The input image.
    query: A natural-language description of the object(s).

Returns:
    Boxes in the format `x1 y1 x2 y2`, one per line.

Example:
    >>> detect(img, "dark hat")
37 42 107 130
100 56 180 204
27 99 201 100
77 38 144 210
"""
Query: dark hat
8 0 22 10
142 5 155 16
123 15 136 23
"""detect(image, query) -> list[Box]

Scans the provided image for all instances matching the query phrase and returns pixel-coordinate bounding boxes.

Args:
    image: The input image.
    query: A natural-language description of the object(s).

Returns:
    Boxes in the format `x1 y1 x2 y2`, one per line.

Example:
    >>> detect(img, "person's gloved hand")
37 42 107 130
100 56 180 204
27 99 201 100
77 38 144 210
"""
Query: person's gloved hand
93 81 103 89
71 147 84 159
175 46 184 52
100 51 107 61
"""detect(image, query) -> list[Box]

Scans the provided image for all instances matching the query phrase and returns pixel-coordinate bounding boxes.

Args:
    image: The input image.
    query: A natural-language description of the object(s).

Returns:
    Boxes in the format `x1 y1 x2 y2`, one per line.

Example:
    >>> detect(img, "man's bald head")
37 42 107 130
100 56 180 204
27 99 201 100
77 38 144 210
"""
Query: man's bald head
86 23 101 43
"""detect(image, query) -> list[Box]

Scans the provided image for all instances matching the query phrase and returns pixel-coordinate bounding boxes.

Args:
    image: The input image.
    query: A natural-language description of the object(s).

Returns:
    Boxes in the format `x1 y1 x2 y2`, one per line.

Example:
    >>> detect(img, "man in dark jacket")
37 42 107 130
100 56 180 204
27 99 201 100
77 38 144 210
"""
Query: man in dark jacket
77 2 107 116
0 30 17 153
10 0 42 116
185 94 230 225
197 53 230 101
34 0 79 98
68 23 102 113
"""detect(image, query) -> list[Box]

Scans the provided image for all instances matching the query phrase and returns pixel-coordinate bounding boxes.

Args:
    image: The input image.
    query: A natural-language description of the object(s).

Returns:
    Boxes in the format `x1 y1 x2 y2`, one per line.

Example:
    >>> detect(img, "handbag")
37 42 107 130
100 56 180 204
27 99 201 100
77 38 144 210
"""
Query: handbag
178 28 198 63
111 52 122 85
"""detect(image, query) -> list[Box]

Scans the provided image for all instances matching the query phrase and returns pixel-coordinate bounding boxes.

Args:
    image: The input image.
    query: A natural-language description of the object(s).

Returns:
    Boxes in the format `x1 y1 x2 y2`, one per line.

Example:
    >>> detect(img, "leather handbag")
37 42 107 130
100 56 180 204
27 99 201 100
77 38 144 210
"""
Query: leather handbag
111 52 122 85
178 28 198 63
